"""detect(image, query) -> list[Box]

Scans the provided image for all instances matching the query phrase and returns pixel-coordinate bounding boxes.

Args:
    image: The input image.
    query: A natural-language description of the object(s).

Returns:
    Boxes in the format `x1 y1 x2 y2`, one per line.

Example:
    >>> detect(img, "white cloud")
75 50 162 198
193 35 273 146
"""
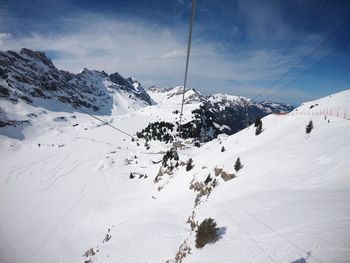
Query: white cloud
0 13 322 103
0 32 12 46
159 49 186 59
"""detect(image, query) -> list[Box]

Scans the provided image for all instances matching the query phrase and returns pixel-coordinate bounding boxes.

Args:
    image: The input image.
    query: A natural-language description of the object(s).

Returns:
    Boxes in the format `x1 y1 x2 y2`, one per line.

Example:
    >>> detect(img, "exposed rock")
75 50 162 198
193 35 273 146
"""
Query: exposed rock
0 48 153 115
214 167 235 181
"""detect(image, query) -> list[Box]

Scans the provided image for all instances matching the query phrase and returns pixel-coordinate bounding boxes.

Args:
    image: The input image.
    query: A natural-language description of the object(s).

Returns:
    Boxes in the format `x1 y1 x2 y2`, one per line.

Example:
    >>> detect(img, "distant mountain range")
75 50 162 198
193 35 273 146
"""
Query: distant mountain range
0 48 152 116
147 86 294 141
0 48 294 140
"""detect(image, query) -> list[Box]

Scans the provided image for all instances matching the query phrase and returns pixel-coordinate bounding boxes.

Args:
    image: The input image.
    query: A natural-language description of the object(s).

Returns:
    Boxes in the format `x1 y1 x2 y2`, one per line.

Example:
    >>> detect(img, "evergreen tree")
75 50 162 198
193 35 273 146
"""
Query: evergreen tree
254 115 262 127
255 116 263 135
186 158 194 171
306 120 313 134
255 124 263 135
221 146 226 152
195 218 219 248
204 174 212 185
234 157 243 172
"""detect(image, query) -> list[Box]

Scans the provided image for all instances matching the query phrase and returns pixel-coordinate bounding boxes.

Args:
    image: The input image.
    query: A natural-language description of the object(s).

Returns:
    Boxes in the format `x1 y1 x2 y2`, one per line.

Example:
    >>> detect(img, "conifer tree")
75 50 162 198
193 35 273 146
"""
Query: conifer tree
254 115 263 135
306 120 313 134
255 124 263 135
195 218 219 248
186 158 194 171
254 115 262 127
234 157 243 172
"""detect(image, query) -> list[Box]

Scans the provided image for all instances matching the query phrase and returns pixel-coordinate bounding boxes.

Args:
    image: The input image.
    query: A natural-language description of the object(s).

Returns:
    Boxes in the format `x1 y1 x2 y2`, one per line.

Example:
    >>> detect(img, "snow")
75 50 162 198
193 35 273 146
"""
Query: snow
0 89 350 263
292 89 350 119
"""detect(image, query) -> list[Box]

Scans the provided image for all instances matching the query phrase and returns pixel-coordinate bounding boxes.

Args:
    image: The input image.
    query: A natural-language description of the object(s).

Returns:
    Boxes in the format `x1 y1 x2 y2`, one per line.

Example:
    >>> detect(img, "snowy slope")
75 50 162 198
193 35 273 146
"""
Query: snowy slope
184 113 350 263
292 89 350 119
1 89 349 263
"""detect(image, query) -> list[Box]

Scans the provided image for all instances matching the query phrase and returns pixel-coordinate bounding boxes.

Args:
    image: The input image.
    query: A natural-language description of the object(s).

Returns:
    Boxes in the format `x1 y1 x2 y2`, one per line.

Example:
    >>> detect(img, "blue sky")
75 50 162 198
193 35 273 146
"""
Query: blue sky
0 0 349 104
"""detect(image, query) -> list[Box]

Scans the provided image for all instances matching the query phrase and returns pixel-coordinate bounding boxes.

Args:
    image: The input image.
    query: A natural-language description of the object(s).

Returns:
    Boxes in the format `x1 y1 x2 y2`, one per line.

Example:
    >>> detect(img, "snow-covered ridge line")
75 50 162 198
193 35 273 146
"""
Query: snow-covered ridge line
147 85 294 112
0 48 153 116
146 86 296 141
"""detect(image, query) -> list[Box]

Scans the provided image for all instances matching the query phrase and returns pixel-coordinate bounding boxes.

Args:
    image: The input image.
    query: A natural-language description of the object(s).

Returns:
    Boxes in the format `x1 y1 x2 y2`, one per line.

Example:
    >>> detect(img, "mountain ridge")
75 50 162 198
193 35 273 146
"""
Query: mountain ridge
0 48 153 116
1 48 294 141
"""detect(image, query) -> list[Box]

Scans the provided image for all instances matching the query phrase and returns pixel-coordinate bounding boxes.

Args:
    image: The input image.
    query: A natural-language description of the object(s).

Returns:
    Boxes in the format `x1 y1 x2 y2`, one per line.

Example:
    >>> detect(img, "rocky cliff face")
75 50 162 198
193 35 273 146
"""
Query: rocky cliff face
0 48 152 116
190 94 294 141
144 87 294 142
147 87 294 141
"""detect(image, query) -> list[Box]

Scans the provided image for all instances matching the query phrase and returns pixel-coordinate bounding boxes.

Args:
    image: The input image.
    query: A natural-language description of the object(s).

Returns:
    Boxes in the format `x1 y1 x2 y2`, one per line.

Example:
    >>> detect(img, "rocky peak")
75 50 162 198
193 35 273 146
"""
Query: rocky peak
20 48 54 67
110 72 132 88
0 48 154 114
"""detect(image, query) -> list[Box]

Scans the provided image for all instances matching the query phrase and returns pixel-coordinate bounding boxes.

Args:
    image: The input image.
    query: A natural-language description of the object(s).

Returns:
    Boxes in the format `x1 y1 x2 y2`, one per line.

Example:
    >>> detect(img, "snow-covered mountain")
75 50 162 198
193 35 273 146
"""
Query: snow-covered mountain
0 48 294 142
0 48 152 117
147 86 295 142
0 85 349 263
1 48 349 263
147 86 204 105
147 85 294 114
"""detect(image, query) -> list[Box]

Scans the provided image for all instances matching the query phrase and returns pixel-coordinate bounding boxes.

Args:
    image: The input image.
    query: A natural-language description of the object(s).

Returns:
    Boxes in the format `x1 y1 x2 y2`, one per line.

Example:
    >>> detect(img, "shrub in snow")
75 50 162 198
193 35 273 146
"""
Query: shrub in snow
221 146 225 152
174 240 191 263
190 178 218 207
186 211 198 231
234 157 243 172
306 120 313 134
186 158 194 171
195 218 219 248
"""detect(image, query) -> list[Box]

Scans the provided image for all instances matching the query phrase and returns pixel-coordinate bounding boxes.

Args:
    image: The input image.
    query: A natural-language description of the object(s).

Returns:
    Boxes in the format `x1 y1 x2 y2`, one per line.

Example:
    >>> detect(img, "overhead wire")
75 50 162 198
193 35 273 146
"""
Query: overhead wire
231 201 324 263
178 0 196 139
3 64 165 151
252 18 350 103
220 206 277 263
267 35 350 101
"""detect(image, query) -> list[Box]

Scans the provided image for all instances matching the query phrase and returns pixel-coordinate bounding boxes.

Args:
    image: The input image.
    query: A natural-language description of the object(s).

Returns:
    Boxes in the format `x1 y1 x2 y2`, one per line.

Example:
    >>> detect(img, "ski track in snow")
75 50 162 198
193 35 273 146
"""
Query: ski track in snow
6 154 58 184
26 177 103 263
0 89 349 263
40 154 104 190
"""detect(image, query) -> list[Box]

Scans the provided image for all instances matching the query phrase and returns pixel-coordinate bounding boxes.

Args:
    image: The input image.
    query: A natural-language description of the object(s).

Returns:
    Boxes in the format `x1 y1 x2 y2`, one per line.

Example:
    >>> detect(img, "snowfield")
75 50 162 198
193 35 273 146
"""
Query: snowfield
0 89 350 263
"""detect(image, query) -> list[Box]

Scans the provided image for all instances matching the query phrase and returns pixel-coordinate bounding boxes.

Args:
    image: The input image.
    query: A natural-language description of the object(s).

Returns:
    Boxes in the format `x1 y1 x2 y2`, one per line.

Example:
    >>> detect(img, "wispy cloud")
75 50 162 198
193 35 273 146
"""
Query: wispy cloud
0 12 331 104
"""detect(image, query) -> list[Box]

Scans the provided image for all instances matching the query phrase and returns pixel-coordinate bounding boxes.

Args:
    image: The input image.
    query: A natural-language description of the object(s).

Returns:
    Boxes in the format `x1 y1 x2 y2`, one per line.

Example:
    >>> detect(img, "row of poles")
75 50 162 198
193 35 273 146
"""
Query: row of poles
276 107 349 119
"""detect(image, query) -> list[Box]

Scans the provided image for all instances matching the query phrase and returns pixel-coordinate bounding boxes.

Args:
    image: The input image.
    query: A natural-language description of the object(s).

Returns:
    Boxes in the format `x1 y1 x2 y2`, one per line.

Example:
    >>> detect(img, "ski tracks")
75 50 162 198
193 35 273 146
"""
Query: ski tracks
6 154 58 184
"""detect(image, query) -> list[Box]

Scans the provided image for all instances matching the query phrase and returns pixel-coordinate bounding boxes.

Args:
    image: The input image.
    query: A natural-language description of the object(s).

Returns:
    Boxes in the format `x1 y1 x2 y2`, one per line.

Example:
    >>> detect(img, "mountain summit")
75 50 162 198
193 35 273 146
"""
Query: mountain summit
0 48 152 116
